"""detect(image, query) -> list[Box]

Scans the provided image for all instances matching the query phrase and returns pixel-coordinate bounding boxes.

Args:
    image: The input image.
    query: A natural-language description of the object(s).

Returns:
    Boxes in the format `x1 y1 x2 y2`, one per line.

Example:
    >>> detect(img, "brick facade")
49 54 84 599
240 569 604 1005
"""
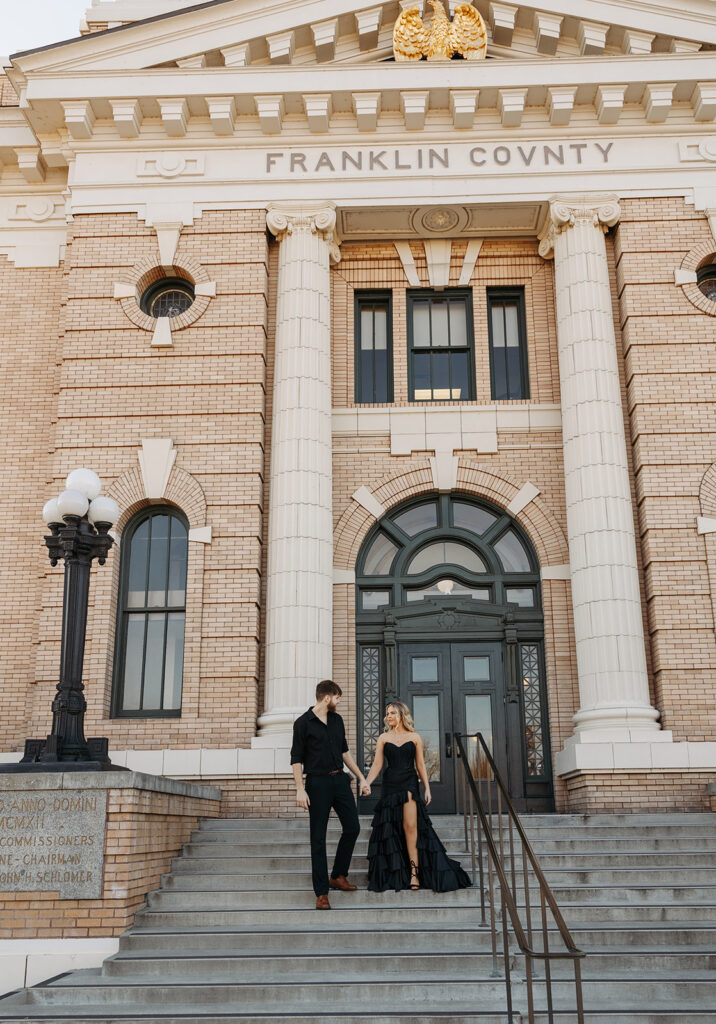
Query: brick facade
615 198 716 742
0 203 714 812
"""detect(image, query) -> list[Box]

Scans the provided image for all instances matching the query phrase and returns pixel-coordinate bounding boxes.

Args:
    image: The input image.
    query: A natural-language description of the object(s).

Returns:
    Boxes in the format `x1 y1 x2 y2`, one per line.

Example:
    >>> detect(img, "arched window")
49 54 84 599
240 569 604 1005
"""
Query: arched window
356 494 540 613
355 494 551 813
112 508 188 717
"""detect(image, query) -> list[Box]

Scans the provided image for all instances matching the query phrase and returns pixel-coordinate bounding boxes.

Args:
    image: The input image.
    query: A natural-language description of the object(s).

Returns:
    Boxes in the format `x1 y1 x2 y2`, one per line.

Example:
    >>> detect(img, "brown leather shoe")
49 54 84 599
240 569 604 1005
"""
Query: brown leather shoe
316 894 331 909
329 875 357 892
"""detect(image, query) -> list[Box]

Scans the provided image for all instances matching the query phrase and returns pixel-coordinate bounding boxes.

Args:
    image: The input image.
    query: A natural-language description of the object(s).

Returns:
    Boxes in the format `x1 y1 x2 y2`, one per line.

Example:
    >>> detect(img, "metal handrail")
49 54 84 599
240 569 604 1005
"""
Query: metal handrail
454 732 585 1024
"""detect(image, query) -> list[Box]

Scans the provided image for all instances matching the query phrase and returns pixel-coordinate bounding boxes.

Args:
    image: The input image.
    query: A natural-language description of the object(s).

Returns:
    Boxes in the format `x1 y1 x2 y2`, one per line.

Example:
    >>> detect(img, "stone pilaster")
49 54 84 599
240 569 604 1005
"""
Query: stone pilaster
258 204 340 736
540 195 661 750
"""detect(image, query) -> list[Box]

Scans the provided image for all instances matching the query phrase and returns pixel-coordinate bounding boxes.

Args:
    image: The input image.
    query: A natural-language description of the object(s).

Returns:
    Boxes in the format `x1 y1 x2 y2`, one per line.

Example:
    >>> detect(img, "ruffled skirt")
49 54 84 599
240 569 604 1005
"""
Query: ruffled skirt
366 788 473 893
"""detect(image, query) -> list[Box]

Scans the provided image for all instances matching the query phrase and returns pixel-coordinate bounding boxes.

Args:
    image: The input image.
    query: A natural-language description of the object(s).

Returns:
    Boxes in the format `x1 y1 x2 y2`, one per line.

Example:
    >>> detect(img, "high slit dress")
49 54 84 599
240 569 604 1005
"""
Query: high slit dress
366 739 472 893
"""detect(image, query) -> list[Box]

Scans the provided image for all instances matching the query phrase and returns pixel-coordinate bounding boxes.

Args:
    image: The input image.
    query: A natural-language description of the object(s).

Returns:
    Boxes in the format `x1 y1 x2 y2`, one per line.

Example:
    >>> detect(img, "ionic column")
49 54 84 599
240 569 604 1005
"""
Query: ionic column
258 204 340 735
540 195 660 740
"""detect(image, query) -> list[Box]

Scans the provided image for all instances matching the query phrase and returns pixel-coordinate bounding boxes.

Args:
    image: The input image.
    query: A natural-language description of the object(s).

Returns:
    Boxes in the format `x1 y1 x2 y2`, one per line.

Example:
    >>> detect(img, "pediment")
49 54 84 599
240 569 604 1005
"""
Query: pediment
10 0 716 76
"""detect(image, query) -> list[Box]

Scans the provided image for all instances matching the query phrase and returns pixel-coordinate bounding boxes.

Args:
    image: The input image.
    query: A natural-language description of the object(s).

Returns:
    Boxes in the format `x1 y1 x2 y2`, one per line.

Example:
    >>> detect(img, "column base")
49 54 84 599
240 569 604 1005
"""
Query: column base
572 703 661 735
257 708 306 736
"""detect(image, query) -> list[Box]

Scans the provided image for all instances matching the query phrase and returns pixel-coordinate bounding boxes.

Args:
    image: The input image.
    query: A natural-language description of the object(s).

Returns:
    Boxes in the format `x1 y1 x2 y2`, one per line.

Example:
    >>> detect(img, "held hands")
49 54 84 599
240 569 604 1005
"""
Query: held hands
296 787 310 811
359 779 371 797
424 787 432 807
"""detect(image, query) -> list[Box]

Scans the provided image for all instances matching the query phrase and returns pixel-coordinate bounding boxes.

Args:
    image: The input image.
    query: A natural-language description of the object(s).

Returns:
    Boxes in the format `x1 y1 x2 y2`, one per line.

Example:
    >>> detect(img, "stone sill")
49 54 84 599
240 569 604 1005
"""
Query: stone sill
0 747 291 780
0 768 221 801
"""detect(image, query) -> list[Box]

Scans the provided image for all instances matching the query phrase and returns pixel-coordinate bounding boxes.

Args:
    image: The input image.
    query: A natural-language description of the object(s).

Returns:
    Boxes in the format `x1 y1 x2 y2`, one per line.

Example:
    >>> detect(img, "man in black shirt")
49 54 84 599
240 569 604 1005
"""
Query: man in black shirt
290 679 369 909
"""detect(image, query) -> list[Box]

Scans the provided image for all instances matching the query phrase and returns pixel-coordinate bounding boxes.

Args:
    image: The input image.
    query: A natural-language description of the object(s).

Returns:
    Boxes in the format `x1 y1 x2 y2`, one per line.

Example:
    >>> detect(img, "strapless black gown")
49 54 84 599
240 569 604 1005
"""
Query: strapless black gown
366 740 472 893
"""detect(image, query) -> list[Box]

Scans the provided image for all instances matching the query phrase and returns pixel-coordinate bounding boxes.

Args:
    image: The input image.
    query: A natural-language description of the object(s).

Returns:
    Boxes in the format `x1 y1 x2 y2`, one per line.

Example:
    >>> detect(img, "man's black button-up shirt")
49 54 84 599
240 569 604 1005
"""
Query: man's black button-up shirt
290 708 348 774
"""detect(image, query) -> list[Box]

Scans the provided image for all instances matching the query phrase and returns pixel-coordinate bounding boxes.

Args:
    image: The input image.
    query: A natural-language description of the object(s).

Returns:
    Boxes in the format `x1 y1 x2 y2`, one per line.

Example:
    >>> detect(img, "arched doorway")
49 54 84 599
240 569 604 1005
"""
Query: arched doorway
356 493 553 813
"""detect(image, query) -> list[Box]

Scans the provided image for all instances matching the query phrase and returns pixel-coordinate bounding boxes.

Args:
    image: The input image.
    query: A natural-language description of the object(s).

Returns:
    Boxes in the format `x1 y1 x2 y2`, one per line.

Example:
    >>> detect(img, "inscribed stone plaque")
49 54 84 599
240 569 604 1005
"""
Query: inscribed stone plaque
0 789 106 898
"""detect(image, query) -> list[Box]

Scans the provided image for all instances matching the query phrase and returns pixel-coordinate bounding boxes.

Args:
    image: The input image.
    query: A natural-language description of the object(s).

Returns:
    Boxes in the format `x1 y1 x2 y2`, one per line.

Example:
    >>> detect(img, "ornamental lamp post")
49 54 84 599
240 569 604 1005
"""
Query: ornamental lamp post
0 468 124 774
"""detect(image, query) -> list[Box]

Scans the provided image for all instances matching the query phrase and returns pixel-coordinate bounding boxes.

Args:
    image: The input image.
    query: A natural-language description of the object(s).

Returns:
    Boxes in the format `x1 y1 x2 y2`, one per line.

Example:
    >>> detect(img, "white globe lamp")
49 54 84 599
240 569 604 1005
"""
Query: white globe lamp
66 468 102 501
56 489 89 519
88 496 119 527
42 498 62 526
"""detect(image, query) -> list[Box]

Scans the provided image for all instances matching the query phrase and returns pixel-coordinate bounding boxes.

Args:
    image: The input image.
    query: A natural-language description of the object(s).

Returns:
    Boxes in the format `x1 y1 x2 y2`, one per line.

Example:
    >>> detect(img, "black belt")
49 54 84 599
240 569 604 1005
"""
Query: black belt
307 769 343 776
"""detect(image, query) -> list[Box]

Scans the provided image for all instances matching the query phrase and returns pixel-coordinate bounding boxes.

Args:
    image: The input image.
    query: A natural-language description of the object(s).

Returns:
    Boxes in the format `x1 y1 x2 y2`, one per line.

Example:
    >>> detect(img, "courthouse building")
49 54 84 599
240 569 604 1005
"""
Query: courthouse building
1 0 716 816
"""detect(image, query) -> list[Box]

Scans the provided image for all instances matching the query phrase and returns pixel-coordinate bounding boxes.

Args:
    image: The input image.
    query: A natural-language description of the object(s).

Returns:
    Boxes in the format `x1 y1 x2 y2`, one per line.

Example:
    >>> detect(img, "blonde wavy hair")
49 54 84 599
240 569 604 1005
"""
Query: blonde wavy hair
383 700 415 733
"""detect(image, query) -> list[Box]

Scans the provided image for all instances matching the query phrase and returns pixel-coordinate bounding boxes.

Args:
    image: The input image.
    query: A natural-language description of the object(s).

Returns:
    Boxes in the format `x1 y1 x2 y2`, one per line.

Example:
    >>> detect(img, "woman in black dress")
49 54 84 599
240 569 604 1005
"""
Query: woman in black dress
363 701 471 893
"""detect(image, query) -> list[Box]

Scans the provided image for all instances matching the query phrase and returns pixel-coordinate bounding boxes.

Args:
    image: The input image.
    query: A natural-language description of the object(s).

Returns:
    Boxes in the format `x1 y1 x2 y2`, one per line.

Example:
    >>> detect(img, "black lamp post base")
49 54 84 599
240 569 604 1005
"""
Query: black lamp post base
0 737 129 774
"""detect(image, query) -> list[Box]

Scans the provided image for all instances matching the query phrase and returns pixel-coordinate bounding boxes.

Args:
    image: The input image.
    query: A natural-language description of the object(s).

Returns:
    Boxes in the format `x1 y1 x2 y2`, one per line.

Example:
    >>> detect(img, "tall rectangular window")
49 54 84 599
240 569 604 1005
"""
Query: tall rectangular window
112 509 187 718
487 288 530 400
355 292 393 403
408 290 475 401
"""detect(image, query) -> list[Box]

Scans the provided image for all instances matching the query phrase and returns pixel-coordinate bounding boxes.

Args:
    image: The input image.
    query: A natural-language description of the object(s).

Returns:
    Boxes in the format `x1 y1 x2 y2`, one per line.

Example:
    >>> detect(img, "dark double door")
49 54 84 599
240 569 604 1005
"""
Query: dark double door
397 640 552 814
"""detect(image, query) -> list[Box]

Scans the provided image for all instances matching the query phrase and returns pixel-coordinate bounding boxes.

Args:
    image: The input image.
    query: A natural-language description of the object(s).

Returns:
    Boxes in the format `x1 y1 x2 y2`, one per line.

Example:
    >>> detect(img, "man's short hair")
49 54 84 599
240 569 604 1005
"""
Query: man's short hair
316 679 342 700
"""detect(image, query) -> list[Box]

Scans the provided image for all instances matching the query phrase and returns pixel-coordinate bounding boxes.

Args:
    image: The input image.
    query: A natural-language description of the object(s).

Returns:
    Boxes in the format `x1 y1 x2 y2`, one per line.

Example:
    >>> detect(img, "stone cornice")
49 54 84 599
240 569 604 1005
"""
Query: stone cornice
10 0 716 74
5 53 715 149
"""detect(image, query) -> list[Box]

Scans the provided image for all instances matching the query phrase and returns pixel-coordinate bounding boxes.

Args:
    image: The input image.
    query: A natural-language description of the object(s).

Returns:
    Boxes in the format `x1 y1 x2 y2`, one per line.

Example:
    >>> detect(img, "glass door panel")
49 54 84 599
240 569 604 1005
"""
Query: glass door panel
413 695 441 783
464 693 494 781
397 643 453 813
450 642 507 795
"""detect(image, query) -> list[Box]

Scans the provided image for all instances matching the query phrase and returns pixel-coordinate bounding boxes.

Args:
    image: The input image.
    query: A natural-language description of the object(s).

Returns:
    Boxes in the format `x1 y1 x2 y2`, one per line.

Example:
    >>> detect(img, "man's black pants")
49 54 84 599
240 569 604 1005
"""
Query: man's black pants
305 772 360 897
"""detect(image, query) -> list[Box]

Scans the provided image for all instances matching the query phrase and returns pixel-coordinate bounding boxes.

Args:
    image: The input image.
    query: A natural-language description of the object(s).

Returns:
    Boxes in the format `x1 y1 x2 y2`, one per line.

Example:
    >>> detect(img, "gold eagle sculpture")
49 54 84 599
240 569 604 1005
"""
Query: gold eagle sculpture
393 0 488 62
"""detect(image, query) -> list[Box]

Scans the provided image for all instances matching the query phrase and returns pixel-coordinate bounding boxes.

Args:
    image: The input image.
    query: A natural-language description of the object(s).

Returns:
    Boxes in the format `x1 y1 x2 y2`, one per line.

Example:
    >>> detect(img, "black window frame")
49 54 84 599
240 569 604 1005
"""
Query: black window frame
407 288 476 403
354 290 394 403
111 506 189 719
697 263 716 302
140 277 195 319
486 287 530 401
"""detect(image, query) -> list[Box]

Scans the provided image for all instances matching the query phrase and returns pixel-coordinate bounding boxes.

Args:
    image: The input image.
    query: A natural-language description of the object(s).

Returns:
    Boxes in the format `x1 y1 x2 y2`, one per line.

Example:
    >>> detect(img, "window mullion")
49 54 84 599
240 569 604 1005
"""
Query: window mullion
159 612 170 710
138 612 149 714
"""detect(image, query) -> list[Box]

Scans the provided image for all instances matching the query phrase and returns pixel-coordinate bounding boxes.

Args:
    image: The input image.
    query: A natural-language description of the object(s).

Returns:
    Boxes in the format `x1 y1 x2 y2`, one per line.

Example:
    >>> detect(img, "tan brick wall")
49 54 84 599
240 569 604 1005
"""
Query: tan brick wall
615 198 716 741
201 775 298 817
0 257 61 749
0 786 220 938
21 211 269 750
564 771 713 814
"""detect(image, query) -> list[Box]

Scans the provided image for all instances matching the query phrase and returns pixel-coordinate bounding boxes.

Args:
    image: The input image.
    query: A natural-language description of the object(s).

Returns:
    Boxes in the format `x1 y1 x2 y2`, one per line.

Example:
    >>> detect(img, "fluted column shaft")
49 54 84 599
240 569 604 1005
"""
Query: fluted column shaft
540 195 660 739
259 204 339 735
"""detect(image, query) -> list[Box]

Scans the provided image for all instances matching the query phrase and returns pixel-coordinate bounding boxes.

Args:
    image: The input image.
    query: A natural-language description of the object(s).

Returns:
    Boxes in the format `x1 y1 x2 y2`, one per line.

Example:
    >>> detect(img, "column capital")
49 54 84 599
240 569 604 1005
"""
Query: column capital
266 202 341 263
538 193 621 258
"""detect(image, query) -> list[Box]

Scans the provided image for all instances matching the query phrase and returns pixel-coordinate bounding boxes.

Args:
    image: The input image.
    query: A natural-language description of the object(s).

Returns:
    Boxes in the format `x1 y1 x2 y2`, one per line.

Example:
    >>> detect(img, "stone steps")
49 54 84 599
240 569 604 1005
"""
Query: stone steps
1 812 715 1023
181 837 716 854
118 924 716 954
102 949 716 979
169 851 716 871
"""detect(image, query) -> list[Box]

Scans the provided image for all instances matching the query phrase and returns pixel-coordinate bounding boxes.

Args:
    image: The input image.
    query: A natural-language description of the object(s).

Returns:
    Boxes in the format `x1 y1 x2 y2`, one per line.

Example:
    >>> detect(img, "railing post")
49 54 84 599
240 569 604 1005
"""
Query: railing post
453 733 586 1024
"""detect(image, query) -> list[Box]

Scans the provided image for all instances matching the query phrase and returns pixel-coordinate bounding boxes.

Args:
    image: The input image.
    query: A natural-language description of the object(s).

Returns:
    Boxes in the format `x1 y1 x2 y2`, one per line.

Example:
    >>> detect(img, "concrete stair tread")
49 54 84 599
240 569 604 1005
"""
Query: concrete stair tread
4 1011 716 1019
1 1015 716 1024
6 812 716 1021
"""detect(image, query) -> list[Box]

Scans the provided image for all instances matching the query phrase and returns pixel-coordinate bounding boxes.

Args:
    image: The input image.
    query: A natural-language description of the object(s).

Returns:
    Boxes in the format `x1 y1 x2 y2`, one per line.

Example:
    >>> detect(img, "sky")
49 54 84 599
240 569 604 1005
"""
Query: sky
2 0 89 57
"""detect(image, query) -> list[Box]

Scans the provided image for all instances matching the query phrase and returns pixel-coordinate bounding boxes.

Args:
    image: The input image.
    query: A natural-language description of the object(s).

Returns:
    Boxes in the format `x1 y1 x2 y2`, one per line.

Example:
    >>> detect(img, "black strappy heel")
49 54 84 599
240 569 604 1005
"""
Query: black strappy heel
409 859 420 890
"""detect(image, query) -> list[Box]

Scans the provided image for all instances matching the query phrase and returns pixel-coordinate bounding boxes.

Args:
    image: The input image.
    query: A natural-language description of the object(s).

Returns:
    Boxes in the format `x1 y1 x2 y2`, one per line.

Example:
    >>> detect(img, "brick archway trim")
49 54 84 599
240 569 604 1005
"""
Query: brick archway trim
333 459 569 572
